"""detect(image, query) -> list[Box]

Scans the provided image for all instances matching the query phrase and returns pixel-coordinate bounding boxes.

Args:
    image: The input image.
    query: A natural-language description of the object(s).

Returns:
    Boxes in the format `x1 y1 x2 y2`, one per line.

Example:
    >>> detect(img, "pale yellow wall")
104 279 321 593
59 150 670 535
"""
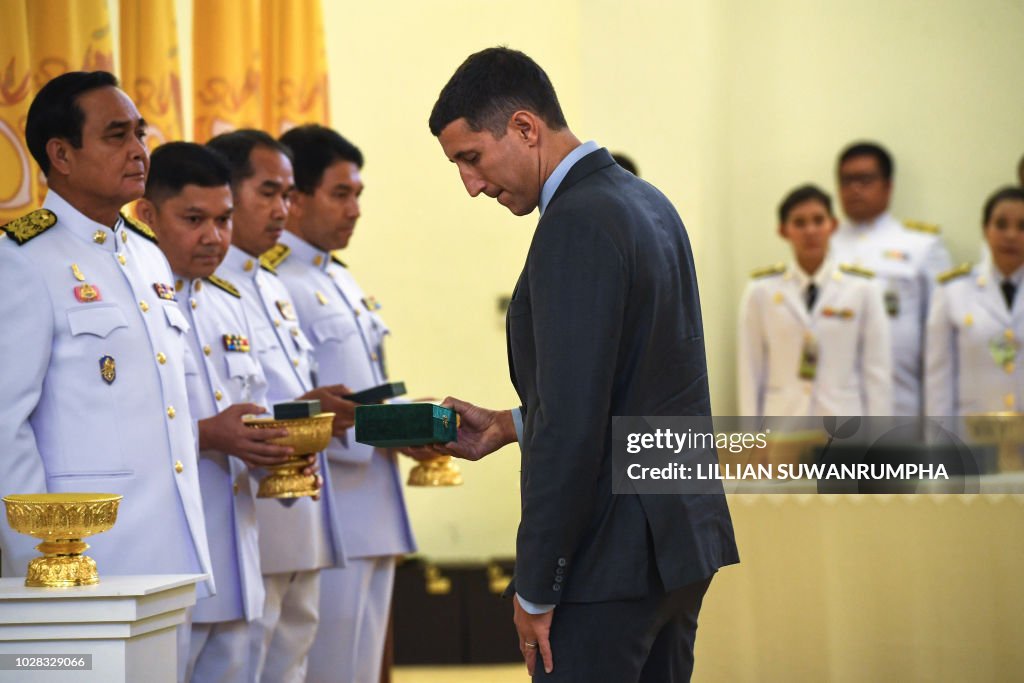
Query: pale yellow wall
145 1 1024 560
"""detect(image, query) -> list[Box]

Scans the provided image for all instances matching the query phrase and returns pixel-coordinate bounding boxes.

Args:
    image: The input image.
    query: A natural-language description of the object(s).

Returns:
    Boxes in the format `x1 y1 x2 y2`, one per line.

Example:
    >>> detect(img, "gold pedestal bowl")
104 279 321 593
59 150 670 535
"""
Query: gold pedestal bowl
407 454 464 487
964 412 1024 471
2 493 122 587
246 412 335 498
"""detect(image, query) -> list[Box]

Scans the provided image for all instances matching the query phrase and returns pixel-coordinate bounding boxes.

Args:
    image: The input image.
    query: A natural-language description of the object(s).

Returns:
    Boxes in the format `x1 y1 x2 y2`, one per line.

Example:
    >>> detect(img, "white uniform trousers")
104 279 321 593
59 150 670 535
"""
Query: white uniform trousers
307 556 397 683
252 570 321 683
187 619 253 683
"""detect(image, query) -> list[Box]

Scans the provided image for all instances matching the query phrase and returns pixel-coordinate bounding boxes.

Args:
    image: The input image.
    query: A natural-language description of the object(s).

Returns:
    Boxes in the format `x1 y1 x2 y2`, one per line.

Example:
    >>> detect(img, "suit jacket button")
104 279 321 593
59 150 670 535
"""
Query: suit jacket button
555 567 564 575
557 558 567 567
554 575 564 583
552 584 561 591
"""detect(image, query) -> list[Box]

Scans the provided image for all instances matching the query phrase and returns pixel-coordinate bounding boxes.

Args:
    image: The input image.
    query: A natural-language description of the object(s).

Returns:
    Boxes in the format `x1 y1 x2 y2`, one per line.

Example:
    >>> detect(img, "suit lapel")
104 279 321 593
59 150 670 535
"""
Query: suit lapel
506 270 524 400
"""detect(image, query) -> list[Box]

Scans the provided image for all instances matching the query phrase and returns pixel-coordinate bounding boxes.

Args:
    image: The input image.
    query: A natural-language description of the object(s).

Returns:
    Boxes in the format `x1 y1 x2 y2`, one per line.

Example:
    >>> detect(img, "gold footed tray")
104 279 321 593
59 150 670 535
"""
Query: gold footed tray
245 412 335 498
407 454 464 487
964 412 1024 471
2 492 122 587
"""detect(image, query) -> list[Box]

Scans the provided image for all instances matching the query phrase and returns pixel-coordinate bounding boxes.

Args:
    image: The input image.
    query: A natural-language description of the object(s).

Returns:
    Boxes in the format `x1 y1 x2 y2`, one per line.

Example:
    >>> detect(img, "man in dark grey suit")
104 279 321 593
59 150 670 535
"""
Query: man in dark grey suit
429 47 739 682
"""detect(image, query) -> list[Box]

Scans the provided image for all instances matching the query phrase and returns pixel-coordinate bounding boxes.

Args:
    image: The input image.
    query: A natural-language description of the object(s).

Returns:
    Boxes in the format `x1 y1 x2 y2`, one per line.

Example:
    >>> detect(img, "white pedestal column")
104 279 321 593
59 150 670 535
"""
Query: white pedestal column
0 574 203 683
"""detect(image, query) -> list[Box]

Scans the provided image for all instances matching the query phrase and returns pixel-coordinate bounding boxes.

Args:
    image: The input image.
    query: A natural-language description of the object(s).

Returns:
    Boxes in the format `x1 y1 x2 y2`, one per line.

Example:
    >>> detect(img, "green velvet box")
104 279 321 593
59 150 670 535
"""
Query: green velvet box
355 403 457 447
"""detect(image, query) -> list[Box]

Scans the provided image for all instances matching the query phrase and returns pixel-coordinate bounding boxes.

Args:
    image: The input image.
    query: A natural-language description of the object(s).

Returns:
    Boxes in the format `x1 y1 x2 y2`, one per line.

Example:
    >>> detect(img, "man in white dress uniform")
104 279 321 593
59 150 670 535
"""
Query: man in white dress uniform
275 125 418 683
830 142 951 416
0 71 213 680
739 184 893 418
139 141 302 682
206 129 355 683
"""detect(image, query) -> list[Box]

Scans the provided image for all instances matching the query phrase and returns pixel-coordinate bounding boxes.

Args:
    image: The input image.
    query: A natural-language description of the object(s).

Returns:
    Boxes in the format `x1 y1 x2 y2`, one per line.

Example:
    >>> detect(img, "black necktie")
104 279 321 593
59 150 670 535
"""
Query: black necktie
805 283 818 312
1002 280 1017 310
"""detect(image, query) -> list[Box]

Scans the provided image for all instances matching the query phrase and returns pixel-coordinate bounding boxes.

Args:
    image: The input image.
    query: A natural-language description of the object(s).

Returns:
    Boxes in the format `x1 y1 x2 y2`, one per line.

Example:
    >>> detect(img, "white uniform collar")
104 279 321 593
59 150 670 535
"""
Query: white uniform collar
789 255 833 289
222 244 262 282
43 189 124 253
985 250 1024 286
278 230 330 271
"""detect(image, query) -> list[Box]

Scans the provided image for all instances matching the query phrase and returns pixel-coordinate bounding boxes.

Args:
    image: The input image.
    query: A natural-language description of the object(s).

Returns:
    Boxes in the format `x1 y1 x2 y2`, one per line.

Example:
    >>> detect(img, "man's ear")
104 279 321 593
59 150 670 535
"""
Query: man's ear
135 198 157 228
510 111 540 146
46 138 72 176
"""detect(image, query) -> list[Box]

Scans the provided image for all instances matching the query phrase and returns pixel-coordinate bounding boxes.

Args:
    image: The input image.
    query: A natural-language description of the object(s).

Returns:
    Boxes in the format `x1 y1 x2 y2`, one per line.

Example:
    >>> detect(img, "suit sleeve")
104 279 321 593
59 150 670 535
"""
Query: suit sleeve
0 246 53 575
515 217 626 605
924 284 957 416
737 283 766 418
861 280 893 415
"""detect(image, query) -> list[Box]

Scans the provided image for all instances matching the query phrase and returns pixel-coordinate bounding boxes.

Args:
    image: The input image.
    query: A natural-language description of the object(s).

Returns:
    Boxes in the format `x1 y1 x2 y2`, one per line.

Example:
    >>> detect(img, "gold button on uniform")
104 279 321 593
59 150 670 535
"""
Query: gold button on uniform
243 259 254 272
214 390 223 401
371 352 379 362
292 358 300 367
167 406 176 419
118 254 127 265
121 231 128 243
156 352 166 364
233 482 240 494
1005 394 1016 409
203 345 211 356
175 460 184 474
274 319 281 327
1005 362 1016 374
139 301 149 312
313 254 323 266
191 299 198 310
194 280 202 292
93 230 107 244
290 327 299 337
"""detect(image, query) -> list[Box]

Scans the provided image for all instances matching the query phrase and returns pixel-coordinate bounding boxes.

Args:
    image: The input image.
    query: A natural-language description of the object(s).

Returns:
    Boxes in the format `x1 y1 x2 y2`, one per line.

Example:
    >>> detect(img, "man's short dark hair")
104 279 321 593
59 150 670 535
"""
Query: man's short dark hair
1017 153 1024 185
778 184 834 223
25 70 119 176
982 186 1024 226
206 129 292 187
837 142 894 181
145 142 231 204
279 124 363 195
428 47 568 137
612 153 639 176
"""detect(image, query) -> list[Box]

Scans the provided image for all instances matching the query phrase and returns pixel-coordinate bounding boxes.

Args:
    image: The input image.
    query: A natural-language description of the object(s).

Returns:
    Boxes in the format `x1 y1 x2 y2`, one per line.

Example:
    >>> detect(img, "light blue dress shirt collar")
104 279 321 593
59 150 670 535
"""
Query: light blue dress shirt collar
538 140 599 216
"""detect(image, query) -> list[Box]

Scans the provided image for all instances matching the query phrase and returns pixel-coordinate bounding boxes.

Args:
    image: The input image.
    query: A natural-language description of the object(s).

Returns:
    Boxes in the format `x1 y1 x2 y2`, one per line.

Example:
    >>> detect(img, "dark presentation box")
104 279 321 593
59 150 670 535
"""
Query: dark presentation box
355 402 457 447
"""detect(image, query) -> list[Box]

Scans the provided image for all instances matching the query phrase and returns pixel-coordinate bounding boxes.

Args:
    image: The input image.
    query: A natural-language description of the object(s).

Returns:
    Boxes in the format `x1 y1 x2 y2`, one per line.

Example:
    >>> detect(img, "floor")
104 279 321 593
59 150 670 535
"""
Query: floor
393 664 529 682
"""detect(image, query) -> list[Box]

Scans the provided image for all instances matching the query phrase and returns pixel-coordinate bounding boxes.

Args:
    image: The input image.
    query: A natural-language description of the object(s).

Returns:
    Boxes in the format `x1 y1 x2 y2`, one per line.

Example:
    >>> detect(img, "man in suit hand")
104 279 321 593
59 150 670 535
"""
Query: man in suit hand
428 47 739 682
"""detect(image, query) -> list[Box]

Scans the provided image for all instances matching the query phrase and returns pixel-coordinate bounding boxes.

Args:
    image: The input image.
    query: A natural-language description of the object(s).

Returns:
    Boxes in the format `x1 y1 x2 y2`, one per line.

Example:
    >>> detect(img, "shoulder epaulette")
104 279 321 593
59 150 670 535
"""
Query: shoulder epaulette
750 262 786 279
260 243 290 274
937 262 972 284
839 263 875 278
206 274 241 298
903 219 941 235
331 254 347 269
1 209 57 245
120 211 158 243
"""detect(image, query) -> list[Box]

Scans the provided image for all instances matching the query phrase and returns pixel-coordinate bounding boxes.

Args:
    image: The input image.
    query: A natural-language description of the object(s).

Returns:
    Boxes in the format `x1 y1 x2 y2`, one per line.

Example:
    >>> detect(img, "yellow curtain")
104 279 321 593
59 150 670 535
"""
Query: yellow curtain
120 0 183 150
193 0 263 142
0 0 112 223
261 0 330 135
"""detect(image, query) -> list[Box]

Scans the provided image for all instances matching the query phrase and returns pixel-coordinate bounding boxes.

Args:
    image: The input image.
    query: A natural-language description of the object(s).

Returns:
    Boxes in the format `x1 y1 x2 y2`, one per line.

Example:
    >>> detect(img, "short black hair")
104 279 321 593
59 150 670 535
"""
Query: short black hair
1017 153 1024 185
205 129 292 187
145 142 231 204
837 141 894 181
279 124 363 194
778 184 834 223
982 186 1024 226
611 153 639 176
25 70 119 176
429 47 568 137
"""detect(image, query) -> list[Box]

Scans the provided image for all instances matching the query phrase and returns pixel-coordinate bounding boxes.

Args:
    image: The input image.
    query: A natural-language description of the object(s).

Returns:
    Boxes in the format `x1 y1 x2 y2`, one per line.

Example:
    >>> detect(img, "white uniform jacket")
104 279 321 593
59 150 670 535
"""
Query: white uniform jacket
218 245 344 575
738 260 893 418
275 232 415 558
831 212 951 415
177 273 267 622
925 260 1024 415
0 191 213 594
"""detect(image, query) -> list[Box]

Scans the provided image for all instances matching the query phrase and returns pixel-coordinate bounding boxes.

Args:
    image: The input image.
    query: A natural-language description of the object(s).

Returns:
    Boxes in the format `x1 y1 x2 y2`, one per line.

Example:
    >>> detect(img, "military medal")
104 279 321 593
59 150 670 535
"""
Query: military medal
362 296 381 311
883 249 909 261
276 300 296 320
222 334 251 352
152 282 177 301
99 355 116 384
990 330 1020 374
74 284 102 302
798 333 819 380
822 307 855 319
71 264 85 282
884 289 900 317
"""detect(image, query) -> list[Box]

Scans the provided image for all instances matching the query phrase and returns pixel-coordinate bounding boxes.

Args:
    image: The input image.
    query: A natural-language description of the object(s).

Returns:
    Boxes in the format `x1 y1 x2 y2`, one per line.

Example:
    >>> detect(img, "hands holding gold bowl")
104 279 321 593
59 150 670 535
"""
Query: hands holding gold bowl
244 412 335 498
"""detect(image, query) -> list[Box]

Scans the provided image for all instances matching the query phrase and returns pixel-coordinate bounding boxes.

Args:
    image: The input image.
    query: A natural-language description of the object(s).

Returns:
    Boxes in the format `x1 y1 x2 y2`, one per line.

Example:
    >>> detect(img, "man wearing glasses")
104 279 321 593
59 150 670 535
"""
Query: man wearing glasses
830 141 951 416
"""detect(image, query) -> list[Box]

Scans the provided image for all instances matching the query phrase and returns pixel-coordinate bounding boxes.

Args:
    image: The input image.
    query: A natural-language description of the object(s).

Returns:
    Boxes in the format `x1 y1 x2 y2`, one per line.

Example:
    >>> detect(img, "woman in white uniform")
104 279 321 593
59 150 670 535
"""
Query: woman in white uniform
739 184 893 418
925 186 1024 415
